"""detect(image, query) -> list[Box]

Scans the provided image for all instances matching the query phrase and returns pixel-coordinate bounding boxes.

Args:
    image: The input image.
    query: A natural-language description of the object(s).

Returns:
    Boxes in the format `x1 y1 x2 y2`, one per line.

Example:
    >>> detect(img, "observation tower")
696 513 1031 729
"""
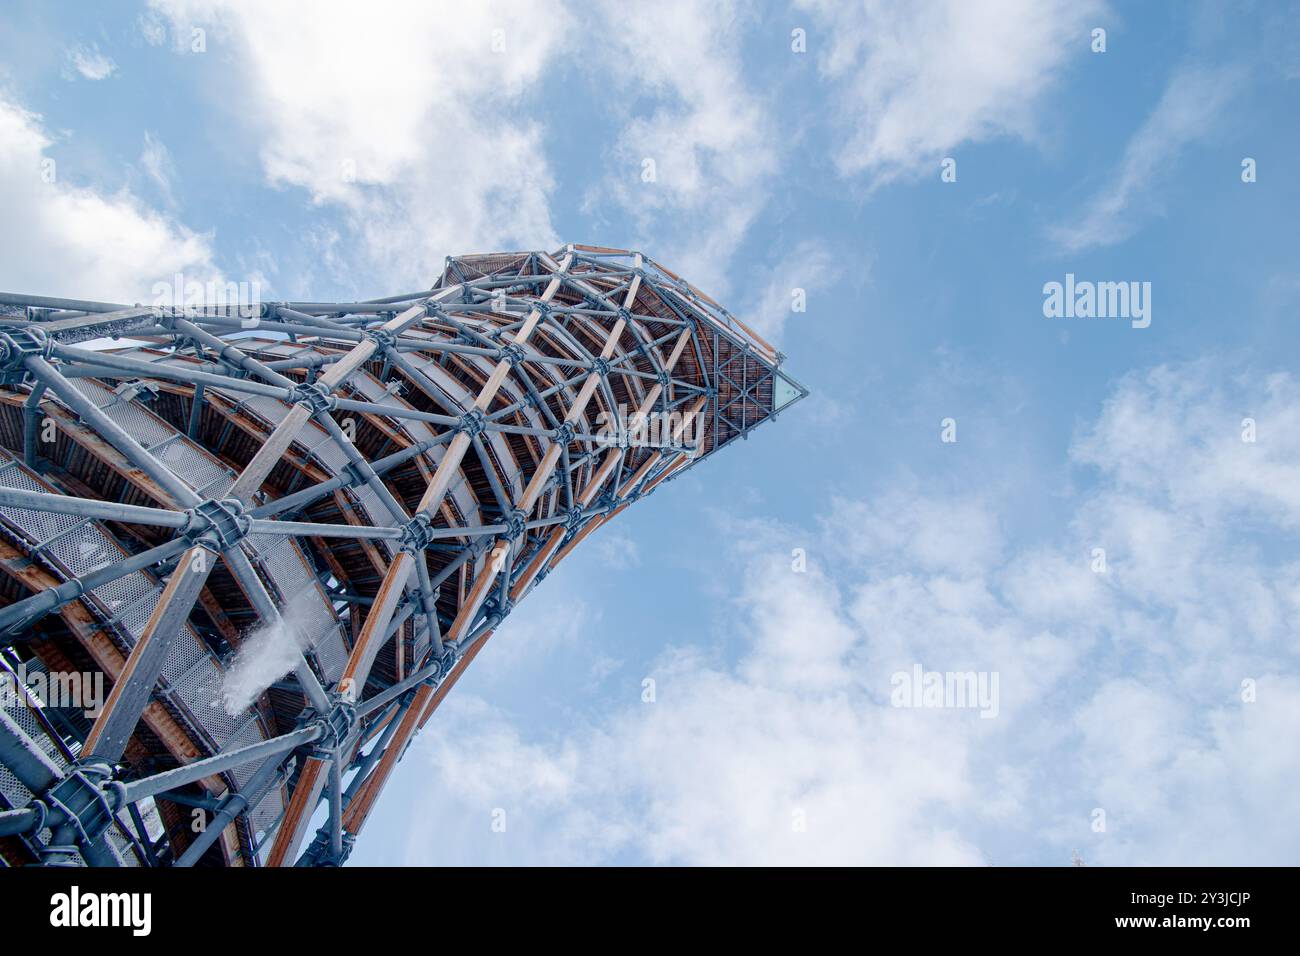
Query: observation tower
0 245 806 866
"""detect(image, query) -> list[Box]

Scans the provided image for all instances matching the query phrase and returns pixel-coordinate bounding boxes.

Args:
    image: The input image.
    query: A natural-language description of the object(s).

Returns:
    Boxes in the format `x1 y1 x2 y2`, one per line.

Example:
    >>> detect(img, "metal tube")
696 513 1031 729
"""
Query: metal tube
0 536 192 638
0 292 128 313
328 751 343 861
193 316 367 343
248 518 404 540
186 382 204 438
173 755 282 867
25 356 202 507
0 485 188 528
250 436 446 519
0 807 38 836
49 344 295 402
275 306 357 336
355 653 448 720
345 701 408 794
122 724 322 804
23 383 47 467
277 291 433 313
332 397 458 427
173 318 298 390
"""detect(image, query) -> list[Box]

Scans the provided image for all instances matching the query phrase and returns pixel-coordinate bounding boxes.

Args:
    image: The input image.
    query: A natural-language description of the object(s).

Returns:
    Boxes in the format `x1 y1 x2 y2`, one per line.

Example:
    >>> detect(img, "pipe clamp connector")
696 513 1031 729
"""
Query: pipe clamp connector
182 498 252 552
455 408 486 438
364 328 397 350
292 381 337 416
399 513 434 553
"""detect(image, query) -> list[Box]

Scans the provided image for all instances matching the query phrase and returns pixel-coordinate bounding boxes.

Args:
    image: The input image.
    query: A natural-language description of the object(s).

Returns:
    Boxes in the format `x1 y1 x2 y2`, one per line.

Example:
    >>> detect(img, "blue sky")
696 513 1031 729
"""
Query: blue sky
2 0 1299 865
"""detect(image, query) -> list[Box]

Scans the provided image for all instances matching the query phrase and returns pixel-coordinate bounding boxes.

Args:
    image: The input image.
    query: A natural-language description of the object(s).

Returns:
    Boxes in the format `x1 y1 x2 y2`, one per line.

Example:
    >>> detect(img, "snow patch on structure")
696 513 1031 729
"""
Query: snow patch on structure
221 597 313 715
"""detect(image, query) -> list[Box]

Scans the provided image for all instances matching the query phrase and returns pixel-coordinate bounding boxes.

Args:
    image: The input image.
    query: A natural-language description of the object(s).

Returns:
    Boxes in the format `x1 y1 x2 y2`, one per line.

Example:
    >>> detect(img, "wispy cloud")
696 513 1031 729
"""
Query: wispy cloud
588 528 641 571
64 42 117 81
391 359 1300 865
0 95 218 300
138 10 168 47
799 0 1102 186
581 0 779 298
139 131 178 208
1050 66 1241 253
150 0 568 291
149 0 778 299
746 239 843 345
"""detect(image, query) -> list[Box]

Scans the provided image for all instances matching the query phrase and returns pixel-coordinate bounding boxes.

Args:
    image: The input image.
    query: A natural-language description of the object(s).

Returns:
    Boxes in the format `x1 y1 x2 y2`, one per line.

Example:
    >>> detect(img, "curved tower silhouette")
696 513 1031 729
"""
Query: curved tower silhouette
0 246 805 866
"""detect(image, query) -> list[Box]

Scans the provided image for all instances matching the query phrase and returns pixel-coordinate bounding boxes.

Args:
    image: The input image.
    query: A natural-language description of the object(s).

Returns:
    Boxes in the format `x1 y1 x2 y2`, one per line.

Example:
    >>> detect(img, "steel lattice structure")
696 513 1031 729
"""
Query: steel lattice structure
0 245 806 866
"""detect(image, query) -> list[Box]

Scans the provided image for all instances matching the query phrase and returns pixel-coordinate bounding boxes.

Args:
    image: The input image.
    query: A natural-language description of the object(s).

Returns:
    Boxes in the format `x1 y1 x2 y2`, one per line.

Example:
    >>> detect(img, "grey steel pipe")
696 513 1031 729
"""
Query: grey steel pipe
0 536 192 638
25 356 202 508
122 724 323 804
0 485 187 528
174 755 283 867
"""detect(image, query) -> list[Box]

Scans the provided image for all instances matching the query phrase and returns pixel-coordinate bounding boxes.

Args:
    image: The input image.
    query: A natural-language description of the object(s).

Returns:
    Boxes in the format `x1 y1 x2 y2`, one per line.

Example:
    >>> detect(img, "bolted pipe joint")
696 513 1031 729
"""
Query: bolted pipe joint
498 342 526 366
409 644 455 691
504 508 528 541
413 658 444 687
29 761 125 853
300 828 356 867
182 498 252 552
398 513 434 554
563 506 586 533
310 696 358 756
552 422 576 446
340 460 368 489
434 645 457 680
291 381 338 416
0 328 53 383
363 327 397 350
657 370 672 388
455 407 487 439
486 596 514 622
591 357 611 377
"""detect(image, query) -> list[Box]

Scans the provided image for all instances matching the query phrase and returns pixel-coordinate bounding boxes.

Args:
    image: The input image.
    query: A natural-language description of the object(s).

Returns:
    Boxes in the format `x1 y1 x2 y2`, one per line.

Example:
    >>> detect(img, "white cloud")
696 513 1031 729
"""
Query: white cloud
1072 362 1300 530
474 585 599 678
139 131 178 208
746 240 841 345
65 43 117 81
825 490 1004 576
581 0 779 297
588 528 641 571
387 359 1300 865
149 0 568 292
144 1 776 299
0 95 219 301
1050 66 1241 252
800 0 1102 185
138 11 168 47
